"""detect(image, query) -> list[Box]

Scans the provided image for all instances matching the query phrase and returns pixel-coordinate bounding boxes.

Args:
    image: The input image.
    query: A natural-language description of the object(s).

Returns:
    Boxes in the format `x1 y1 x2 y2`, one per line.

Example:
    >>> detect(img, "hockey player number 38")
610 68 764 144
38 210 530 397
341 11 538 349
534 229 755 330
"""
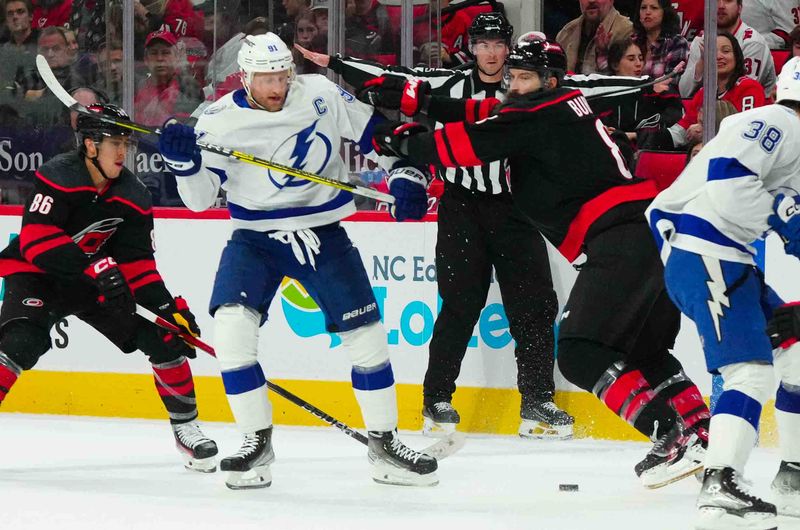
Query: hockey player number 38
742 120 784 153
29 194 53 214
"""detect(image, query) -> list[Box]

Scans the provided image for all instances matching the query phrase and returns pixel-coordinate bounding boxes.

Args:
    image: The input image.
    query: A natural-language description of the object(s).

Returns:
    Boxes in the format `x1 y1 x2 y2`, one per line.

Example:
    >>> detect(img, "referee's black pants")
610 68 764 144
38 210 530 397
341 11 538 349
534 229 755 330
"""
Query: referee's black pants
423 185 559 406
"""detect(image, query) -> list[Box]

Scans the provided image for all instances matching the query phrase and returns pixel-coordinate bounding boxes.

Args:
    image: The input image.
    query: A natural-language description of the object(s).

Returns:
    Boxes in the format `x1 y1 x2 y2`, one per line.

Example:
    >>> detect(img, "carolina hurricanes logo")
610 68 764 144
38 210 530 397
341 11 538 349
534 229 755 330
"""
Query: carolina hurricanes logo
268 120 333 189
72 218 124 256
22 298 44 307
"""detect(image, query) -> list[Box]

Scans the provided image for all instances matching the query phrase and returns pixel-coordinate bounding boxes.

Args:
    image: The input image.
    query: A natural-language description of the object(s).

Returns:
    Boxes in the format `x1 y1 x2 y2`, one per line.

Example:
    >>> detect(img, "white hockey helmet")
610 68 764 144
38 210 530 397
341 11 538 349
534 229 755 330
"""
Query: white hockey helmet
775 56 800 104
238 32 295 96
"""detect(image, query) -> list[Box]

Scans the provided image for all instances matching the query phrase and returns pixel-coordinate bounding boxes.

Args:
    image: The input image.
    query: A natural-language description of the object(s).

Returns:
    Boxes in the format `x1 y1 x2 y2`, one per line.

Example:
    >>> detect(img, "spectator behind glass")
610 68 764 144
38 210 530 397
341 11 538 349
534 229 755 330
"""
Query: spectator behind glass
96 40 123 104
0 0 38 103
134 29 203 126
597 37 683 148
556 0 633 74
630 0 688 87
680 0 776 99
649 32 766 150
295 9 318 50
686 139 703 164
134 0 203 40
310 0 328 52
31 0 73 30
202 16 270 102
791 26 800 59
3 0 37 52
345 0 398 65
26 26 87 99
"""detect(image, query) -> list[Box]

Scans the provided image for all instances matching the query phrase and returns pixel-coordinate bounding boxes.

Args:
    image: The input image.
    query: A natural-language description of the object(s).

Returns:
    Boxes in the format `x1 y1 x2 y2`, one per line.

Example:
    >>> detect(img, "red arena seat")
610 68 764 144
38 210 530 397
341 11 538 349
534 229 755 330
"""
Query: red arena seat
772 49 792 75
635 150 686 190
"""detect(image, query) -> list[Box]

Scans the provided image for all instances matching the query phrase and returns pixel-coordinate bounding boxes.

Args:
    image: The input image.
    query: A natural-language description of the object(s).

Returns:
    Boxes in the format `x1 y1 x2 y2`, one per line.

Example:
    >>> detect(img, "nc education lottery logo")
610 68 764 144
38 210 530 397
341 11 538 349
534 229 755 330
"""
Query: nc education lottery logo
280 277 341 348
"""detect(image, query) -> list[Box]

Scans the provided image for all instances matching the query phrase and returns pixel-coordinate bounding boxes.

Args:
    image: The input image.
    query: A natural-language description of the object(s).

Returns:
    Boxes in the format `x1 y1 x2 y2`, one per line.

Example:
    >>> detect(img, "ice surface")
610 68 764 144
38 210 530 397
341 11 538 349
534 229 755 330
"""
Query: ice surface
2 413 798 530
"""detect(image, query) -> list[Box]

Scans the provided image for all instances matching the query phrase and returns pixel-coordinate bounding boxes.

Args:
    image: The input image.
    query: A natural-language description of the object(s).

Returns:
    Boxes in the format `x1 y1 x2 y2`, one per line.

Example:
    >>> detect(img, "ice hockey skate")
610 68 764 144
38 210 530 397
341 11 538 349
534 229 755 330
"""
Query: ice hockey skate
422 401 460 438
220 428 275 490
771 460 800 517
518 400 574 440
635 422 705 489
368 430 439 486
695 467 777 529
172 421 218 473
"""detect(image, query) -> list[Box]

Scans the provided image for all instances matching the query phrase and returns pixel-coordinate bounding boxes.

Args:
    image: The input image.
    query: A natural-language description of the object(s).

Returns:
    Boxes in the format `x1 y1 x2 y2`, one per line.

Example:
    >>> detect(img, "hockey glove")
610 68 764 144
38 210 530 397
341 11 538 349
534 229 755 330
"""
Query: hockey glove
156 296 200 358
357 75 431 117
768 194 800 258
84 257 135 316
372 121 428 158
387 166 430 221
768 303 800 349
159 118 201 164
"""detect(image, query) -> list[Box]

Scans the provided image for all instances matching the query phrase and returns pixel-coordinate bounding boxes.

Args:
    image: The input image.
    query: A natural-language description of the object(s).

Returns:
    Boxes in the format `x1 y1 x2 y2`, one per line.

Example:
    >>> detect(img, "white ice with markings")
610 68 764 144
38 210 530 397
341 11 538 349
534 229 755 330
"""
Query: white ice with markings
2 413 799 530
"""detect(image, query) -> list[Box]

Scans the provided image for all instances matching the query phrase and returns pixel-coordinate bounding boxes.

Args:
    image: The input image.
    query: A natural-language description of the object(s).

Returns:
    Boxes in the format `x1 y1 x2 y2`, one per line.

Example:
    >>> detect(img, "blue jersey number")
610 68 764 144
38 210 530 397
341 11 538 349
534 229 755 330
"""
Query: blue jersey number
742 120 783 153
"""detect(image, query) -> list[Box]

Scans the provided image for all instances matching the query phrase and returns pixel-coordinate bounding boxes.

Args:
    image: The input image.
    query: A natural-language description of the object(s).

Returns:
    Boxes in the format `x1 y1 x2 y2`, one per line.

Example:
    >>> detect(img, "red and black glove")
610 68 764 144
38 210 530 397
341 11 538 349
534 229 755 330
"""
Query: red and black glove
83 257 135 316
357 74 431 117
371 120 428 158
156 296 201 358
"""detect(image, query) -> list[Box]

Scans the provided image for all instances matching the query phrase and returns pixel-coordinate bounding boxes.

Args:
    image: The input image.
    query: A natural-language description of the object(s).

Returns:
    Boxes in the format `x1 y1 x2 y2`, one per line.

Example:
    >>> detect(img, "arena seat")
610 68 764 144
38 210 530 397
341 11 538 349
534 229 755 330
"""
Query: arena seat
772 49 792 75
634 150 686 190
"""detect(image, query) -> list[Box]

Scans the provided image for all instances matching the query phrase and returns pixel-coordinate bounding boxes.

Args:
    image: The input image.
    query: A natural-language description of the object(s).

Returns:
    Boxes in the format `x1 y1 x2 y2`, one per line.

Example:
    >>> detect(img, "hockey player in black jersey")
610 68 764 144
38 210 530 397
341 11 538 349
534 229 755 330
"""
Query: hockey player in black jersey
368 39 712 489
0 104 218 472
298 12 573 441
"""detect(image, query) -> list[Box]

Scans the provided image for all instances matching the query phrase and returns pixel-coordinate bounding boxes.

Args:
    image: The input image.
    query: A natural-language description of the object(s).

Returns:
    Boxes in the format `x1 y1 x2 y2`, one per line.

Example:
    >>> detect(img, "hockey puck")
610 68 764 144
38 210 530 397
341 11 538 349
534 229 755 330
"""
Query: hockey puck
559 484 579 492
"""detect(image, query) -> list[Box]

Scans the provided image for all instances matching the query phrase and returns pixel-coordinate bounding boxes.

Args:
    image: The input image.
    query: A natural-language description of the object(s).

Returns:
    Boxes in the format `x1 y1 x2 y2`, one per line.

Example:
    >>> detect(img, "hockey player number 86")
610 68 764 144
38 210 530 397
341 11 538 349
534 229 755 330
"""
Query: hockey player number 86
29 194 53 215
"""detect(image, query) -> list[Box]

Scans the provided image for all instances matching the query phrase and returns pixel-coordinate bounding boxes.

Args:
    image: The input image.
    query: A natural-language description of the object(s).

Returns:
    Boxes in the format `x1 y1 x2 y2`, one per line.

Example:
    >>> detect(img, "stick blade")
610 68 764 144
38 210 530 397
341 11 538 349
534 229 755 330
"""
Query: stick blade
35 54 80 109
422 431 466 460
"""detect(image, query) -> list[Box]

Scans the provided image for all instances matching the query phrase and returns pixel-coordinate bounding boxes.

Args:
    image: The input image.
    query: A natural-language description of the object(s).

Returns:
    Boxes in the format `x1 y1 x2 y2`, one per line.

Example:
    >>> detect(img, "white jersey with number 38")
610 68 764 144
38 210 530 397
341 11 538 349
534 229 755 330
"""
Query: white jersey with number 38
647 104 800 264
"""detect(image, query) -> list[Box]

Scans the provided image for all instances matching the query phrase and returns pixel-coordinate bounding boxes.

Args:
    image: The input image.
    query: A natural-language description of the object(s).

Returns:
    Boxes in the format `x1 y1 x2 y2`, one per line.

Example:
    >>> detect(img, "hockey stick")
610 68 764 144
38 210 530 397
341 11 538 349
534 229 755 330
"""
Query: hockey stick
135 304 466 459
35 55 395 205
585 61 686 102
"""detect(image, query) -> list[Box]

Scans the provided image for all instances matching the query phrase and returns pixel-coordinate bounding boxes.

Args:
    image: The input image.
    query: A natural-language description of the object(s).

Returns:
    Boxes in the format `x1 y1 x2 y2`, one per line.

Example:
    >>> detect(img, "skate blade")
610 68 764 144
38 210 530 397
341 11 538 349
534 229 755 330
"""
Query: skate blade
518 420 573 440
225 466 272 490
422 431 466 460
695 507 777 530
180 454 217 473
422 416 456 438
772 489 800 518
370 463 439 487
643 459 703 489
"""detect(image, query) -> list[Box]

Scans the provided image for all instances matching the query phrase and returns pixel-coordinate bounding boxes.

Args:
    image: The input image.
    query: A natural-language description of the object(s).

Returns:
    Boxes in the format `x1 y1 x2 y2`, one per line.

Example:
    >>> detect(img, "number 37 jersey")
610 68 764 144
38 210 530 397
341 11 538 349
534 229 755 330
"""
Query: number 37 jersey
647 104 800 265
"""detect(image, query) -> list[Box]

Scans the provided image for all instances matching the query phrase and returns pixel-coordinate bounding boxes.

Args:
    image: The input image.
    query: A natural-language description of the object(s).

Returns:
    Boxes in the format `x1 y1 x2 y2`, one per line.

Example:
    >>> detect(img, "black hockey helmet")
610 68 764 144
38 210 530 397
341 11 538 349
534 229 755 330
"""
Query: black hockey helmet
468 12 513 46
76 103 133 149
506 39 567 81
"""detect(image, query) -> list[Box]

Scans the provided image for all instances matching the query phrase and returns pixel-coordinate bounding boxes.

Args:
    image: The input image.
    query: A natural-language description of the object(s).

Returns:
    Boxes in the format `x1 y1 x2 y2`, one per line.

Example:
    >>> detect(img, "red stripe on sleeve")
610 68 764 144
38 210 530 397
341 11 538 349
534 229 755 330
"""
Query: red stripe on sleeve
433 129 456 167
478 98 499 120
118 259 157 282
22 234 76 263
0 259 44 276
129 272 163 292
443 122 483 167
465 99 478 123
106 196 153 215
558 180 659 262
19 224 64 250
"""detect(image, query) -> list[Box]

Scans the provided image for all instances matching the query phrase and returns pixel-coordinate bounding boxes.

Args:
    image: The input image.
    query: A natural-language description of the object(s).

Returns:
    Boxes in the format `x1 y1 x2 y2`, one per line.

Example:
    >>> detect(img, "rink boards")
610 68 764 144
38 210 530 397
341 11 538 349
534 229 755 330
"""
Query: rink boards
0 207 795 443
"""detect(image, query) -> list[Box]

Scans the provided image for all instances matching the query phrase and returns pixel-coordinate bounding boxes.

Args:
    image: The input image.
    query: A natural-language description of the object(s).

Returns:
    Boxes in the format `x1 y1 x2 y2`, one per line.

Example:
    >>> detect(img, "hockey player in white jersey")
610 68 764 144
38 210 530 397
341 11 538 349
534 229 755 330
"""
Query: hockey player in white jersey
156 32 438 489
648 57 800 528
742 0 800 50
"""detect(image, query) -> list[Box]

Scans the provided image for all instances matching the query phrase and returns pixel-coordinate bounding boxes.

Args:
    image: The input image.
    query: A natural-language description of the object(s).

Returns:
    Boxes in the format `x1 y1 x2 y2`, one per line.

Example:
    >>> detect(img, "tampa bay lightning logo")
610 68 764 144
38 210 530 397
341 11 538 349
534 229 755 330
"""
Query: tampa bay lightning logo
268 120 333 188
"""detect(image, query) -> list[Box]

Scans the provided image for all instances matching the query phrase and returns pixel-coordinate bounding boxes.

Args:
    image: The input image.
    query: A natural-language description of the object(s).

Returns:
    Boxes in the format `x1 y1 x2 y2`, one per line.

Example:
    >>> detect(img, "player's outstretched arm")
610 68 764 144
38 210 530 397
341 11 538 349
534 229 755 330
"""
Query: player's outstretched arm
159 119 222 212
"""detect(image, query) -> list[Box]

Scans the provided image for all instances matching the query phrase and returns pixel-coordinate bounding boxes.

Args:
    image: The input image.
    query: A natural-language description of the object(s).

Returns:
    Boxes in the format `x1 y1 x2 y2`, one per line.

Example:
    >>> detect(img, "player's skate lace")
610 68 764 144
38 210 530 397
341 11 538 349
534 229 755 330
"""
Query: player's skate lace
389 436 423 464
232 432 262 458
269 229 321 269
433 402 456 414
174 421 209 448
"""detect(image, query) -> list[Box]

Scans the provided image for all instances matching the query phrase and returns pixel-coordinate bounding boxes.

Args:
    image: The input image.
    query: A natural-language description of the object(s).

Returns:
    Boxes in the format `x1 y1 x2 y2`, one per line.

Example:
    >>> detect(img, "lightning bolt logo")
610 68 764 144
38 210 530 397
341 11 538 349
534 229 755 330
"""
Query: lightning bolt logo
701 256 730 342
289 120 318 171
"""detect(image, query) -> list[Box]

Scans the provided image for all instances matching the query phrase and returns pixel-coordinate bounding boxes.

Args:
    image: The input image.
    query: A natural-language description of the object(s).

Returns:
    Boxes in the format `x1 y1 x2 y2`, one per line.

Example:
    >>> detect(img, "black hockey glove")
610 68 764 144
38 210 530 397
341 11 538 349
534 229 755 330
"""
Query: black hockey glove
156 296 200 358
768 303 800 349
357 74 431 117
371 121 428 158
84 257 135 316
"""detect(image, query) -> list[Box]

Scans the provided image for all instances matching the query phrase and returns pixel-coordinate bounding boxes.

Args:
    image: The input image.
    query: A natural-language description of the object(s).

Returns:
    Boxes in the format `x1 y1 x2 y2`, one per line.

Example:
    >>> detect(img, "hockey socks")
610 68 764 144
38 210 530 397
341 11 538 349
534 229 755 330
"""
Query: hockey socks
352 361 398 432
593 361 677 439
0 352 21 405
152 357 198 424
221 362 273 433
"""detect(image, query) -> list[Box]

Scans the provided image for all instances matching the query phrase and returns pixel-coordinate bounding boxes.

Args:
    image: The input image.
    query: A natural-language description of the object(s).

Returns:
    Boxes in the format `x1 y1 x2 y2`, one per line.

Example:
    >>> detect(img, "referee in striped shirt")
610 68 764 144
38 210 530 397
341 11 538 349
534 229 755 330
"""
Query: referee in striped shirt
297 12 574 439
